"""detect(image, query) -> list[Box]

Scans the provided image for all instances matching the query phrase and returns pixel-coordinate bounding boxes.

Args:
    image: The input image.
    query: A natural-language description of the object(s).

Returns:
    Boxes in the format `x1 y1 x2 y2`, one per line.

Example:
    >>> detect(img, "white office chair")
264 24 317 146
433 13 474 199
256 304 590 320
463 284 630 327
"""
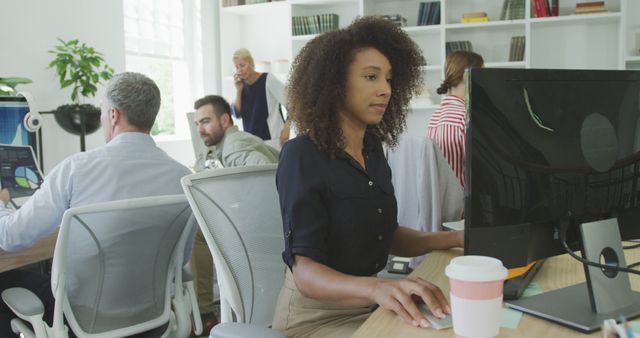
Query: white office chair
181 165 286 338
386 135 464 268
1 195 201 338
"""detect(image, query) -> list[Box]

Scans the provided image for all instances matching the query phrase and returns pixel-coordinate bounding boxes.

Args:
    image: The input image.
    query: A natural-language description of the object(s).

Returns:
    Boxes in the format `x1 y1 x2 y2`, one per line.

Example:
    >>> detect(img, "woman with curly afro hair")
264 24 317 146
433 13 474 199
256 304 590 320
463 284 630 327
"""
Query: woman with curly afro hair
273 16 464 337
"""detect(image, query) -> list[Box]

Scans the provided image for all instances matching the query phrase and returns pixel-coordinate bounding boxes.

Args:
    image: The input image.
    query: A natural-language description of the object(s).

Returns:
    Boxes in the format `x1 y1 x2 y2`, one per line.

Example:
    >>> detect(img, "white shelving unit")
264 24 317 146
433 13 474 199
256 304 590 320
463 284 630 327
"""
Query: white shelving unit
217 0 640 130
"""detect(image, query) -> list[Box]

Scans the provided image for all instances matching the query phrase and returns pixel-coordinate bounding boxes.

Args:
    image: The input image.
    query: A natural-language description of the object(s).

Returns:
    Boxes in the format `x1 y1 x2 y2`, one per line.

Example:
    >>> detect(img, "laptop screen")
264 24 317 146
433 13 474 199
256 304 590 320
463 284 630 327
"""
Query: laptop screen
0 97 38 152
0 144 44 208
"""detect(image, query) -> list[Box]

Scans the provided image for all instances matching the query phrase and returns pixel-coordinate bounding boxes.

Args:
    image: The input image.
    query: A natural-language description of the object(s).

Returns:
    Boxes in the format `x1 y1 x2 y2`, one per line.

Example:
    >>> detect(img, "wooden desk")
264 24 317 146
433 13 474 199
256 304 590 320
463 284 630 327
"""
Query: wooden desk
352 248 640 338
0 231 57 273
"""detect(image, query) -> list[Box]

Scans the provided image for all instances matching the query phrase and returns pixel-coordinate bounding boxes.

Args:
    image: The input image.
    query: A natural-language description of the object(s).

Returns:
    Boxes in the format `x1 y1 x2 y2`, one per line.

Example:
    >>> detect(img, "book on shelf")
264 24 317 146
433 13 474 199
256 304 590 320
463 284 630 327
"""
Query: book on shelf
500 0 526 20
551 0 559 16
576 1 605 8
574 1 607 14
445 41 473 56
381 14 408 27
532 0 550 17
460 11 488 23
508 36 526 62
222 0 245 7
417 1 441 26
461 16 489 23
531 0 560 17
292 14 339 36
463 12 488 18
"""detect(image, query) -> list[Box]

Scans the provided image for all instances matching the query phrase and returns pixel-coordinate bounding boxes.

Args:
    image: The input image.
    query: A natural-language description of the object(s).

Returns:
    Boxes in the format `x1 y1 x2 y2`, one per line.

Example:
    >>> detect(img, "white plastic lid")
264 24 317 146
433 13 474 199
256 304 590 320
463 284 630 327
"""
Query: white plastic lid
445 255 508 282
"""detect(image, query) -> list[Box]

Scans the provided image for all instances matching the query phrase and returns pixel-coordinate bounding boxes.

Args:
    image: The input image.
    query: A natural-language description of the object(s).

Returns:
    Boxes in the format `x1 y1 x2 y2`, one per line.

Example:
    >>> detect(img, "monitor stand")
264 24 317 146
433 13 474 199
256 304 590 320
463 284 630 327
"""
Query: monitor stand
506 218 640 333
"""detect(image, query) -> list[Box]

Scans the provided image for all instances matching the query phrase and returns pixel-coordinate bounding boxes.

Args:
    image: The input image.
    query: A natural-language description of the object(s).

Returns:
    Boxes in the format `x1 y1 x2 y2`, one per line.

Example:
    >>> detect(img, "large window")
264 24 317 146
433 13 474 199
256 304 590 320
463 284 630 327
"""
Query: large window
123 0 203 139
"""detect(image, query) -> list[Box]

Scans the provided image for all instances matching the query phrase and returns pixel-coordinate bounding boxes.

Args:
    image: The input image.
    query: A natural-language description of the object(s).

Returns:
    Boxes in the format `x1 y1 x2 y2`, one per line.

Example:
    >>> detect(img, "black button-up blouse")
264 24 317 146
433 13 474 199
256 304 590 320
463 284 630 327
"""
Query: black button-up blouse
276 133 399 276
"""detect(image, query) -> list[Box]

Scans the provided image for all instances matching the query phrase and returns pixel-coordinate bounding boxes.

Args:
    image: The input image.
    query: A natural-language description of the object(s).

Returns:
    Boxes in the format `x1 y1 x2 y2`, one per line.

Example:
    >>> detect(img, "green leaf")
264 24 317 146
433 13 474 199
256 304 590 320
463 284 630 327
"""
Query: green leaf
100 71 112 80
61 79 74 88
0 77 32 86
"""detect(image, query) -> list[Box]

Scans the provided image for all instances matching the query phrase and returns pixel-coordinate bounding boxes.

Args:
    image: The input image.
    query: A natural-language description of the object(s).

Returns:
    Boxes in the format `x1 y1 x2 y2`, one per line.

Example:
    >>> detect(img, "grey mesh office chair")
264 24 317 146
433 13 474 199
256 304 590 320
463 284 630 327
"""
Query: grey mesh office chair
1 195 201 338
181 165 286 338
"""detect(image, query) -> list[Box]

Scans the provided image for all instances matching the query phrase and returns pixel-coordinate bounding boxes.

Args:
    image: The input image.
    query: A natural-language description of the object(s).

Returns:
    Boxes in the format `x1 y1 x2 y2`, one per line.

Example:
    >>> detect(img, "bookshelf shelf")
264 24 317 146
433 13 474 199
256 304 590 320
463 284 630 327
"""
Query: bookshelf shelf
529 12 621 25
626 56 640 63
222 1 288 15
486 61 526 68
403 25 442 34
291 34 317 41
445 19 527 30
289 0 359 6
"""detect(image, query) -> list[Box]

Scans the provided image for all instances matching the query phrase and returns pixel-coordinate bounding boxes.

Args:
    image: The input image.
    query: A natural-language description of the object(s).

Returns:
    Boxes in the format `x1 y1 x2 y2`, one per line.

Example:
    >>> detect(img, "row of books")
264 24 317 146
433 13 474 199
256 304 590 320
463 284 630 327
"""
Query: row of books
575 1 607 14
532 0 559 17
460 12 489 23
417 1 441 26
500 0 526 20
222 0 283 7
222 0 245 6
445 41 473 55
508 36 526 61
380 14 408 27
292 14 338 36
445 37 526 62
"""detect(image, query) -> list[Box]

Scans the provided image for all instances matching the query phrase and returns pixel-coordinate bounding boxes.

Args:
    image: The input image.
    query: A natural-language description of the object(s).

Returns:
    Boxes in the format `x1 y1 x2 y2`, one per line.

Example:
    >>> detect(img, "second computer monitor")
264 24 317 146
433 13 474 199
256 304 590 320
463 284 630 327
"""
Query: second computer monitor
464 68 640 268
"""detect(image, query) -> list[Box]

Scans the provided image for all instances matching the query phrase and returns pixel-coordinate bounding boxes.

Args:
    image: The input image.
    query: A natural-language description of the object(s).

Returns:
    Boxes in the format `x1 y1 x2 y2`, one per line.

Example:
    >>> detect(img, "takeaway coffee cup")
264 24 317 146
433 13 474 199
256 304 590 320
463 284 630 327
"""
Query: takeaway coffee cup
445 255 508 338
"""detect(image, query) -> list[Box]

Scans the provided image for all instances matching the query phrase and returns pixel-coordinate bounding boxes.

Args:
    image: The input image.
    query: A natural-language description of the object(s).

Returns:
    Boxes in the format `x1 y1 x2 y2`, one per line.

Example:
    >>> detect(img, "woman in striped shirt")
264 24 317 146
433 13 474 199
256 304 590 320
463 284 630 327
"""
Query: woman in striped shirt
426 51 484 187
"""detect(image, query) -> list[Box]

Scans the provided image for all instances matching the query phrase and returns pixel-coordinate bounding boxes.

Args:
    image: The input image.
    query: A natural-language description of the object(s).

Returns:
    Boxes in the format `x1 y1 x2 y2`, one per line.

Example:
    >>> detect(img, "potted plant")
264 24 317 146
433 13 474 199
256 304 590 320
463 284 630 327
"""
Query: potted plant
48 38 114 150
0 77 32 96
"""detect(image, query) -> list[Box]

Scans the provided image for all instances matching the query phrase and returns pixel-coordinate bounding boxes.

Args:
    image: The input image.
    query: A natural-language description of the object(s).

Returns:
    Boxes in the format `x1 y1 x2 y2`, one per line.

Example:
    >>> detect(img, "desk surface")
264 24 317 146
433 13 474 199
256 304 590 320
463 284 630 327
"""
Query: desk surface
352 247 640 338
0 231 57 273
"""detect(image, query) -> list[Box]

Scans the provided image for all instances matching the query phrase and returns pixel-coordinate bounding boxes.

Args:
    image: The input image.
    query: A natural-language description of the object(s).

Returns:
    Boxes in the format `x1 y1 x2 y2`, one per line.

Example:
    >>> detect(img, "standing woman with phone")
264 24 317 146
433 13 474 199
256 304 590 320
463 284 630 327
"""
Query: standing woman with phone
232 48 291 148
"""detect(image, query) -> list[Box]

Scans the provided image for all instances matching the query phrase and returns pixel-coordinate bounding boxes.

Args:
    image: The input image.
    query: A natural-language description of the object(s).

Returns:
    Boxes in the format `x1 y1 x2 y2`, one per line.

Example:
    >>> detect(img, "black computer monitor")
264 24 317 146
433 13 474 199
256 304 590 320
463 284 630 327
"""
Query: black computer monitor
465 68 640 332
0 96 38 152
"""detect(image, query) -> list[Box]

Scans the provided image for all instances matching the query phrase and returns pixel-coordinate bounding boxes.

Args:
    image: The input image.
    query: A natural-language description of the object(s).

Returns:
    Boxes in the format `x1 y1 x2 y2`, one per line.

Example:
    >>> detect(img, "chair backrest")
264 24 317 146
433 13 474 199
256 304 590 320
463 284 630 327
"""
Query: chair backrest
386 135 464 266
181 165 284 326
50 195 195 337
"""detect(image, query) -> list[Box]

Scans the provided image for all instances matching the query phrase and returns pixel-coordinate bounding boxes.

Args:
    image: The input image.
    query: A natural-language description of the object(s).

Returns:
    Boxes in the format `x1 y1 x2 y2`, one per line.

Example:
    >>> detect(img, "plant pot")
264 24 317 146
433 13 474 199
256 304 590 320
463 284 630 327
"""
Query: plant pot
53 104 101 136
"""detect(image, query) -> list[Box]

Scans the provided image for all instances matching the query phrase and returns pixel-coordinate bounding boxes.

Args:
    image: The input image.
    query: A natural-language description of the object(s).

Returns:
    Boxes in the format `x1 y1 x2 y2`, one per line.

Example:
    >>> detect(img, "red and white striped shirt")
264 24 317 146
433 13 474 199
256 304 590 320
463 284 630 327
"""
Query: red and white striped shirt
426 95 466 187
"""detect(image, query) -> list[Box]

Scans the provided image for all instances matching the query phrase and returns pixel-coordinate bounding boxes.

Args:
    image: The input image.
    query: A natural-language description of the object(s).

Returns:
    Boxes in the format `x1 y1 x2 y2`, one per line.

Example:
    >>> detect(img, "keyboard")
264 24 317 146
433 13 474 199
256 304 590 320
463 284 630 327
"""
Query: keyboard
503 259 545 300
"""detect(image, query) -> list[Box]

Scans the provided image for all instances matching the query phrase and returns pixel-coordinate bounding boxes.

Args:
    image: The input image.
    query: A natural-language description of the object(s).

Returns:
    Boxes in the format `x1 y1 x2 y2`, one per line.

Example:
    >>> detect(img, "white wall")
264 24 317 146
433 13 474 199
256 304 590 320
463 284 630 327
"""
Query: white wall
0 0 125 174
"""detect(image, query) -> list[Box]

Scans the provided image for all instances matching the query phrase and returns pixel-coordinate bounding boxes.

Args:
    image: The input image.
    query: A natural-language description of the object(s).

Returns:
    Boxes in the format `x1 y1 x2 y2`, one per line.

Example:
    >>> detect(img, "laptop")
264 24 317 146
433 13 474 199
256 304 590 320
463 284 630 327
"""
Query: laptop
0 144 44 209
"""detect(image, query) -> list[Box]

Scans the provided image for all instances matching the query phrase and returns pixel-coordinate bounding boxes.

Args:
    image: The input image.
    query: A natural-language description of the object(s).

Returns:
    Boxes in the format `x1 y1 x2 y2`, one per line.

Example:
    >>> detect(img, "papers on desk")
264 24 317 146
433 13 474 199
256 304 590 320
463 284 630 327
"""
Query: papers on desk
500 307 523 329
521 282 543 298
443 220 464 231
499 282 542 329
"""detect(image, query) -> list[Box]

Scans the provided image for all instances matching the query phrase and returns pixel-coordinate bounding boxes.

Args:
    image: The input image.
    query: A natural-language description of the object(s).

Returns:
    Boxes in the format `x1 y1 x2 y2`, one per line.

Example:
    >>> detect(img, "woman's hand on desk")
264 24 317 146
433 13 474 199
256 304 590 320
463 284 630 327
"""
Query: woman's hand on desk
370 277 450 328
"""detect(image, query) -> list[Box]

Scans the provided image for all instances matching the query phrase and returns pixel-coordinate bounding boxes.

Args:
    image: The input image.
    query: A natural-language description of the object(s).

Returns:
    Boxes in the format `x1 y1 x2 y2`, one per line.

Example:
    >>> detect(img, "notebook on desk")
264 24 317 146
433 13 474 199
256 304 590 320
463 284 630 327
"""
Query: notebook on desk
503 259 545 300
0 144 44 209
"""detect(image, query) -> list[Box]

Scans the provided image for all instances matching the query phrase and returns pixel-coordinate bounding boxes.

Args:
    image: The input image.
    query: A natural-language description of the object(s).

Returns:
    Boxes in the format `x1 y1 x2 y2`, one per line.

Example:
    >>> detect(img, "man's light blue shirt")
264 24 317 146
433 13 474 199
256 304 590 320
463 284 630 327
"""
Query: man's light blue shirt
0 132 191 251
